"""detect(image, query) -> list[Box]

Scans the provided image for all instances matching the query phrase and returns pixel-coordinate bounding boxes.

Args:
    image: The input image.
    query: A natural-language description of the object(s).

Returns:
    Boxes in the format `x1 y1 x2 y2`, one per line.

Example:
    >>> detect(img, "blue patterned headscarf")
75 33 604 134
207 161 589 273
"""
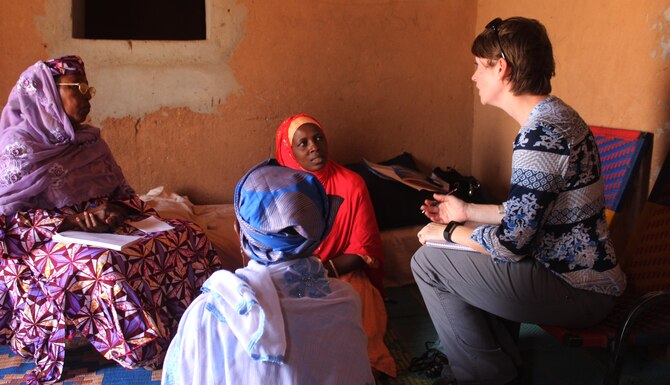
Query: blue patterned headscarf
235 159 341 264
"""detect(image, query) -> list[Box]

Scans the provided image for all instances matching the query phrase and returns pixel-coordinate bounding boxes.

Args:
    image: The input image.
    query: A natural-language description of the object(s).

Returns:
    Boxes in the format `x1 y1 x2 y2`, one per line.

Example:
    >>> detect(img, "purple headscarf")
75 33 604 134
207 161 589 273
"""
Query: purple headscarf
45 55 86 77
0 56 126 215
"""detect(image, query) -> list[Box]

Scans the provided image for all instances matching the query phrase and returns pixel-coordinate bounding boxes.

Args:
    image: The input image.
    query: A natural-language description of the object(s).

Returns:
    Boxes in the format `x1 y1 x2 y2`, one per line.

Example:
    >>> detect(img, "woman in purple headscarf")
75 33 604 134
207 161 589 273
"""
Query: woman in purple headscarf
0 56 221 384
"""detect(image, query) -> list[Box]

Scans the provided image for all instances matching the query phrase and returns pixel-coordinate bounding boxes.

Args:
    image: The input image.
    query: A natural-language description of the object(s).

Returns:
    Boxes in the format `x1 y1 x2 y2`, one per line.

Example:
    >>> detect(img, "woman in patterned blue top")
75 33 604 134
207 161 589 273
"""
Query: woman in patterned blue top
162 160 375 385
412 17 626 385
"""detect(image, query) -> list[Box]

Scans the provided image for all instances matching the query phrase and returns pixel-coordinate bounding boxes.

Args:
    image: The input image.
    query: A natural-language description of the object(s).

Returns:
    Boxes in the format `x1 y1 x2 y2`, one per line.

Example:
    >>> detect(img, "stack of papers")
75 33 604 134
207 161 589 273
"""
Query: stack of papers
128 216 175 232
52 231 143 251
52 216 175 251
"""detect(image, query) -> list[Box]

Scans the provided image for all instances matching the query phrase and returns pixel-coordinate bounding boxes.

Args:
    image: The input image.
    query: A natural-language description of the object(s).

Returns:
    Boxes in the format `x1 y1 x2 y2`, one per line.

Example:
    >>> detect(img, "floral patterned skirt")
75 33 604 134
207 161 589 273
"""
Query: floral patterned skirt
0 218 221 384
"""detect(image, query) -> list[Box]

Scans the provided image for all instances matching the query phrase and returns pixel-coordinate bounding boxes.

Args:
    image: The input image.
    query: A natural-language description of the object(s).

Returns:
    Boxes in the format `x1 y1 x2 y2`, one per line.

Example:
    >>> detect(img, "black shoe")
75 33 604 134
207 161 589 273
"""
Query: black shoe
408 341 450 379
431 364 457 385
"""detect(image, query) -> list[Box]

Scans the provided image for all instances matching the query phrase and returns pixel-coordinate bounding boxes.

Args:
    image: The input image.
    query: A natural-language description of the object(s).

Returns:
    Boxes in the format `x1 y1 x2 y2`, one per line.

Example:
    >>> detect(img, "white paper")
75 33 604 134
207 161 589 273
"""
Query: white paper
128 216 174 233
53 231 143 251
425 240 477 252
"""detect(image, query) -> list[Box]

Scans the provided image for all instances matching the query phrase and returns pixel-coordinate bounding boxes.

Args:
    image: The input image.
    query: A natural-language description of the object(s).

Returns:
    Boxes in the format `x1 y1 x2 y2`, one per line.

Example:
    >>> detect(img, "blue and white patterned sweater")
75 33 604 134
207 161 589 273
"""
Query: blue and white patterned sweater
471 96 626 296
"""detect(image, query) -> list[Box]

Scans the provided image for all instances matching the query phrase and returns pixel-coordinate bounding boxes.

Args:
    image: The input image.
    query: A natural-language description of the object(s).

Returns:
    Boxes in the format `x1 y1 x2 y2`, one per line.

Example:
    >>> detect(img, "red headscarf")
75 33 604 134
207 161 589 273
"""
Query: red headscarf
275 114 335 184
275 114 384 291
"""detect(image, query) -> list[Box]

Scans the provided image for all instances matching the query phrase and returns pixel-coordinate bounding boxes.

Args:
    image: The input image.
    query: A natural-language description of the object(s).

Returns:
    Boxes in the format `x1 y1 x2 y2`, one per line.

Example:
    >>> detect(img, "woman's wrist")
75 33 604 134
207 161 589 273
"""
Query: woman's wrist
443 221 463 242
326 254 364 277
463 202 474 222
59 214 81 231
327 259 340 278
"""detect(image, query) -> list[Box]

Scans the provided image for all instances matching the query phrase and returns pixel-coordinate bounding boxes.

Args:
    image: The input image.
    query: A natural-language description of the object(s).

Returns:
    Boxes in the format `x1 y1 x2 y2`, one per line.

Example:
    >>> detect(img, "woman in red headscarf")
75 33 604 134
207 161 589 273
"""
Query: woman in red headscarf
275 114 397 380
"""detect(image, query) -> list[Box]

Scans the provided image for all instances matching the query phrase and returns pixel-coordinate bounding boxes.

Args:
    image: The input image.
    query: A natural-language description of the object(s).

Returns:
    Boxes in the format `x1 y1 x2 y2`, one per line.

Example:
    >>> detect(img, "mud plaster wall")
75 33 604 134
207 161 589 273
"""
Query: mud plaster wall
473 0 670 200
1 1 669 204
0 0 475 204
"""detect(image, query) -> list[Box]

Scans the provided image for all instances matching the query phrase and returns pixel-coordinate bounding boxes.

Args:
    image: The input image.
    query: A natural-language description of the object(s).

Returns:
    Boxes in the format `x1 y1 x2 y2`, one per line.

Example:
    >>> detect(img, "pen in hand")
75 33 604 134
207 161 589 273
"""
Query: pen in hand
420 187 458 214
421 200 438 214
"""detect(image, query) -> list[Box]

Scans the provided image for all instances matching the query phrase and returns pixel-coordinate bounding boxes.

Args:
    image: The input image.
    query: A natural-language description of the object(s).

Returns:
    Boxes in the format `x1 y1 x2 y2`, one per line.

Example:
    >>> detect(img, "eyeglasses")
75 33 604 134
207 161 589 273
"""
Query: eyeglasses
485 18 508 62
56 82 96 97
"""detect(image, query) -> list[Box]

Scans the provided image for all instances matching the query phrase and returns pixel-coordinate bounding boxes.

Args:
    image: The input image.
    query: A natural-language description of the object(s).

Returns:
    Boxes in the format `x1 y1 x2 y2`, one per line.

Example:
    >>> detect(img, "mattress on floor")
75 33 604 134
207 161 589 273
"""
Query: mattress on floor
140 186 420 287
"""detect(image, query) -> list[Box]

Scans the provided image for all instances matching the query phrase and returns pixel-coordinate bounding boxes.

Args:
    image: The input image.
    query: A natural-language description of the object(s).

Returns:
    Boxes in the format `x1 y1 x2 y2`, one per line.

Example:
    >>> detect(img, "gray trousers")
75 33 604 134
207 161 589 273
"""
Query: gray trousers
411 246 616 385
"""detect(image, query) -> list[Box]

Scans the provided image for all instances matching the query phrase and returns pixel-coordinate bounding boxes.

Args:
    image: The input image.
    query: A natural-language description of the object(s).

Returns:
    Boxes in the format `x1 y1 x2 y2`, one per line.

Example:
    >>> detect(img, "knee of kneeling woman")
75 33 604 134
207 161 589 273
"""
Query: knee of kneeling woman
411 246 434 279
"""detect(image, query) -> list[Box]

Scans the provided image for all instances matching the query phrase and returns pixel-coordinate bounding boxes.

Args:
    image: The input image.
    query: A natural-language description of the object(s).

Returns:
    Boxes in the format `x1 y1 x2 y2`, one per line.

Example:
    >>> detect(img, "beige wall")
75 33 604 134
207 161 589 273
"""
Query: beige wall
1 1 669 204
473 0 670 200
0 0 475 203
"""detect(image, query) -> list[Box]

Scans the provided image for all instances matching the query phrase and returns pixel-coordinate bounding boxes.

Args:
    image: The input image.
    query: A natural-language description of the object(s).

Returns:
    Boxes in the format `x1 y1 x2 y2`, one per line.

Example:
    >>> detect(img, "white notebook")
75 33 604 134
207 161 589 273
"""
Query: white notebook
128 216 174 233
52 231 144 251
425 239 476 252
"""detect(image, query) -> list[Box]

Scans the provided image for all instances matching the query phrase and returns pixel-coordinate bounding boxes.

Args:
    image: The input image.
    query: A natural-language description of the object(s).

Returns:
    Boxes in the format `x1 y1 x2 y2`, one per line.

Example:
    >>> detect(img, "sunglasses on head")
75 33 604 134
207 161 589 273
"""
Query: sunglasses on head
485 18 508 62
57 82 96 97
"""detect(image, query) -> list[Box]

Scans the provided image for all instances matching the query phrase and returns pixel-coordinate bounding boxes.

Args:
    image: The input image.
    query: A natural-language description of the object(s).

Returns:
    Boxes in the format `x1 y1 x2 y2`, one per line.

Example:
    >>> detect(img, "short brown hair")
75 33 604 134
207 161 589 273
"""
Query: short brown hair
471 17 555 95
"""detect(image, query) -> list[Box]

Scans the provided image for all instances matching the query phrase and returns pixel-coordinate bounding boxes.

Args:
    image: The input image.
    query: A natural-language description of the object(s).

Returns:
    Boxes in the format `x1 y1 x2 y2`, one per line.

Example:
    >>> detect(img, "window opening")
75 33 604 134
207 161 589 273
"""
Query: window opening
72 0 206 40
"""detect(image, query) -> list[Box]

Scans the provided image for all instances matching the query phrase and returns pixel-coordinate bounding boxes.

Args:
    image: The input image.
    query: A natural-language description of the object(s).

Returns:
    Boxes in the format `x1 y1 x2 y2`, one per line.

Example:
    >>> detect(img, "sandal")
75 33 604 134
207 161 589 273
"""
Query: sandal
408 340 450 379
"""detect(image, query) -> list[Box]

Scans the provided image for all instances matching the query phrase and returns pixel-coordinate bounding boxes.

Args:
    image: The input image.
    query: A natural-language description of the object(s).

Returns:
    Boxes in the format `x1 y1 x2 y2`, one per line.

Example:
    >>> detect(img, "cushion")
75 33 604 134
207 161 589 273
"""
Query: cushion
140 186 243 272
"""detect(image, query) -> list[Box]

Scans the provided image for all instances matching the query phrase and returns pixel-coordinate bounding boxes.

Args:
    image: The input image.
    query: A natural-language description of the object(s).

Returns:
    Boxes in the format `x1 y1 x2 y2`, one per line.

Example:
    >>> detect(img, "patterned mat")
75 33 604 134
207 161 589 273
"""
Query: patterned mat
0 329 430 385
0 294 430 385
0 344 162 385
4 285 667 384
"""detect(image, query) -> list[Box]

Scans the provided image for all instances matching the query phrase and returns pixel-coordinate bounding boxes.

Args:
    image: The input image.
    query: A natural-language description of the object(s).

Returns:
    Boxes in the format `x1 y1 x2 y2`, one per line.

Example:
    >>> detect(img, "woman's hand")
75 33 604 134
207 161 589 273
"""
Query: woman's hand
420 193 469 224
87 203 127 230
75 210 112 233
61 203 128 233
324 254 365 278
417 222 448 245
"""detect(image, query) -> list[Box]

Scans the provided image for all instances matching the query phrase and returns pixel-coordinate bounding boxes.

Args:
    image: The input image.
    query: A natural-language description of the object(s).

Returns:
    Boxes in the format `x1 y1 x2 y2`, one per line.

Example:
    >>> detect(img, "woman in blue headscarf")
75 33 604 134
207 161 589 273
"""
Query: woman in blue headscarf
162 160 375 385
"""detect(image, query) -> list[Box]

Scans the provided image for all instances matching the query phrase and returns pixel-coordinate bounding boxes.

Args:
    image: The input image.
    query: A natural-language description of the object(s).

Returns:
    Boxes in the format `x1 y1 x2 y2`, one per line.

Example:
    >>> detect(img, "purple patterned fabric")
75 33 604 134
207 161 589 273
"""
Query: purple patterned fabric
0 58 125 215
44 55 86 77
0 58 222 384
0 192 221 384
